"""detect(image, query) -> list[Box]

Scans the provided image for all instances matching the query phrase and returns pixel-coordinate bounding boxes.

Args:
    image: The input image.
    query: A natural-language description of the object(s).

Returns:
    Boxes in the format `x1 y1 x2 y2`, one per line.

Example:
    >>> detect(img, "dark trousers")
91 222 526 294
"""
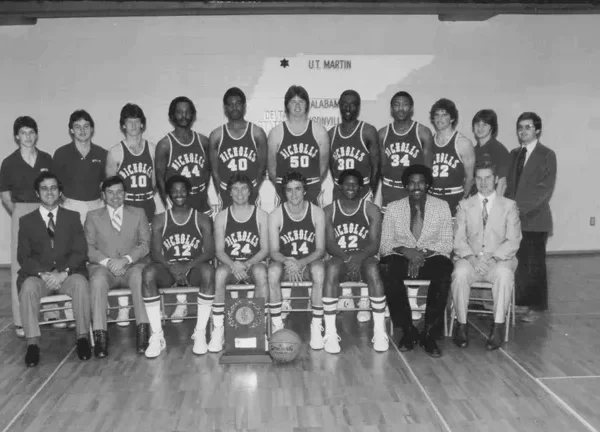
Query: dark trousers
379 254 453 333
515 231 548 311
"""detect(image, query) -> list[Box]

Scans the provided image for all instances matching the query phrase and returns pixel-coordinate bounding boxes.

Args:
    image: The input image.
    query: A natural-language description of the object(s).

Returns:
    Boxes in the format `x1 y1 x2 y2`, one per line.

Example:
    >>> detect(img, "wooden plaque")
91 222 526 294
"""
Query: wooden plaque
220 297 272 364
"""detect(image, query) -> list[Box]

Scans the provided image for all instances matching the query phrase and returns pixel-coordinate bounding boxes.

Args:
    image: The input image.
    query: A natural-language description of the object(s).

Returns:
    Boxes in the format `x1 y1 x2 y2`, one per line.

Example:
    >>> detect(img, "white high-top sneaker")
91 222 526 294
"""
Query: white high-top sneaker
145 332 166 358
208 326 225 353
170 303 188 324
323 332 341 354
372 331 390 352
192 328 208 355
310 321 324 350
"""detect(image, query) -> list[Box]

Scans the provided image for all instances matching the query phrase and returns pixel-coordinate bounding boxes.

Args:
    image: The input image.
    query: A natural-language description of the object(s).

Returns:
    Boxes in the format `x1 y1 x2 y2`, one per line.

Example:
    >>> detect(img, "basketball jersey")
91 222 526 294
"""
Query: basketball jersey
161 208 203 263
217 123 260 191
382 121 424 186
276 121 320 186
223 206 261 262
278 202 317 259
330 121 370 186
117 141 154 206
331 199 370 253
166 132 209 195
430 131 465 199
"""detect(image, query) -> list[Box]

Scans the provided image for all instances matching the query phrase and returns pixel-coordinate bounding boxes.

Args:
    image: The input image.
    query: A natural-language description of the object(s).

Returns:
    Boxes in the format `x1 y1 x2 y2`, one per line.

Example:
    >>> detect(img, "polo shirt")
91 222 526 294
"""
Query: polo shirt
0 149 53 203
474 137 511 179
53 142 107 201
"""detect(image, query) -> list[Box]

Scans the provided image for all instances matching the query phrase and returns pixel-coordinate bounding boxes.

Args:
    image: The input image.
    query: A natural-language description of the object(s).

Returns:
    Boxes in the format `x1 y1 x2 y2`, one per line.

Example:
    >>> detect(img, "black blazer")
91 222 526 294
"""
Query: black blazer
17 206 88 289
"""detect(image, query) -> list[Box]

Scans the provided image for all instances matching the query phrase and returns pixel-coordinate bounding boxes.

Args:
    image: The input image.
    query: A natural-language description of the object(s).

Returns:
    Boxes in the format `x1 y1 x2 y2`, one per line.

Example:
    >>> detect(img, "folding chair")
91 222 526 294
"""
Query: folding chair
158 286 200 323
39 294 94 344
106 288 136 324
403 280 449 338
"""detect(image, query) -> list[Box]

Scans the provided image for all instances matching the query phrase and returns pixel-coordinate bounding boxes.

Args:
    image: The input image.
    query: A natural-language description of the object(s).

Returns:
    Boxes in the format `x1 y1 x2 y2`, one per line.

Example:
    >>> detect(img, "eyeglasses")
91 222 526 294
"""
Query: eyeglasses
517 124 536 131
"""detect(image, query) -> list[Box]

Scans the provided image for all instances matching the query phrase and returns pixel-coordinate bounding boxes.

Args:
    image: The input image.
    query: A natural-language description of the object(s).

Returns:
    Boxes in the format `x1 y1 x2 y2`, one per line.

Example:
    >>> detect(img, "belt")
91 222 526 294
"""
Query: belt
430 186 464 194
276 177 320 186
382 178 404 188
220 179 258 190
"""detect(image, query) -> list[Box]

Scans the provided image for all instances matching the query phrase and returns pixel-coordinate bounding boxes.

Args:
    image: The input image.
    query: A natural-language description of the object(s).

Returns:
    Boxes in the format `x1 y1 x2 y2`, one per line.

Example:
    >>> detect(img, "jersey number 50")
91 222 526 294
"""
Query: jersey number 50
290 155 310 169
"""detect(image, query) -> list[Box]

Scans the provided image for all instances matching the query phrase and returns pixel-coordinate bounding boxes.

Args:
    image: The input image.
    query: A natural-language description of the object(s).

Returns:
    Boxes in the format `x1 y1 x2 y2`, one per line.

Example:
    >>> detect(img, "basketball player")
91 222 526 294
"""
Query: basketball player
208 173 270 352
268 171 326 350
329 90 379 201
141 175 215 358
106 103 156 326
378 91 434 211
429 98 475 216
155 96 211 321
322 169 388 353
209 87 267 209
267 85 330 206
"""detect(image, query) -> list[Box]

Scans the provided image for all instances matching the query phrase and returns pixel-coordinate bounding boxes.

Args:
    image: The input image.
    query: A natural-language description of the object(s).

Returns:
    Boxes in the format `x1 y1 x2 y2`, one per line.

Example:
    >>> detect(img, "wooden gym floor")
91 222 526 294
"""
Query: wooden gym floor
0 256 599 432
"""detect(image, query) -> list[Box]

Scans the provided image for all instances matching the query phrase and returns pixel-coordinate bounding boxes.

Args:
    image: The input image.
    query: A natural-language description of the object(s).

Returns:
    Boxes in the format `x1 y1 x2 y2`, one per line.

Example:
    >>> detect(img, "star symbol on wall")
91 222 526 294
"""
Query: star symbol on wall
280 58 289 68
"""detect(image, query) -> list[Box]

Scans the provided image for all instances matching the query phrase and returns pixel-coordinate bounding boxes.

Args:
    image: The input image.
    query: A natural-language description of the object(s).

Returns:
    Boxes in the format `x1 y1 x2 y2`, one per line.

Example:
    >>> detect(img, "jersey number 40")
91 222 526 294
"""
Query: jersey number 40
227 158 248 172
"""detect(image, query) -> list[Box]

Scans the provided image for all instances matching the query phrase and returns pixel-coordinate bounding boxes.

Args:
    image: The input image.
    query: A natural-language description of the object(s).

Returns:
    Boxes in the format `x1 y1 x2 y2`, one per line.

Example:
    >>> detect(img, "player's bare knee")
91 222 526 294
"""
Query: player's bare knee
141 265 159 297
310 261 325 282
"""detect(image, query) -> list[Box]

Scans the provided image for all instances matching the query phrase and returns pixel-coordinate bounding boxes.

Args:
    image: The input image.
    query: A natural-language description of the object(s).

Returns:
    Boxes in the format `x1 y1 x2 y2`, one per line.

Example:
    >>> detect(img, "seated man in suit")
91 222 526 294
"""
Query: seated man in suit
18 172 92 367
85 176 151 357
209 173 270 353
452 160 522 350
379 164 453 357
142 175 215 359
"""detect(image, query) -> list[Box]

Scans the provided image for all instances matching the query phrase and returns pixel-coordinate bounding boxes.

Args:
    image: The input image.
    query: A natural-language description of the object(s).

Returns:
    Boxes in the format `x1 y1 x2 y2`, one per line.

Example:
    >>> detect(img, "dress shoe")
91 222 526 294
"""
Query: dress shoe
25 344 40 367
15 326 25 338
93 330 108 358
452 322 469 348
77 337 92 361
485 323 503 350
136 323 150 354
420 326 442 357
397 325 420 352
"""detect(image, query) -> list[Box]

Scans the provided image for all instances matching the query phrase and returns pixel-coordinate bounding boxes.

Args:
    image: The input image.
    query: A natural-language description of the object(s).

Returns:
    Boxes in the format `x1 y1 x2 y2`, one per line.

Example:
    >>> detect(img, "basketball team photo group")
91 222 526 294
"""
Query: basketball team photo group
1 85 555 369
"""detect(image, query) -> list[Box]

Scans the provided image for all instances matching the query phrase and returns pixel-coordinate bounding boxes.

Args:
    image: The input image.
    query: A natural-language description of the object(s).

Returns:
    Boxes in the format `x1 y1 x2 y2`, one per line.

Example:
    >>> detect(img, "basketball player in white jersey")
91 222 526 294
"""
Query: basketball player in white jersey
155 96 212 322
208 173 270 352
329 89 380 313
106 103 156 326
268 171 327 350
209 87 267 209
429 98 475 216
378 91 434 211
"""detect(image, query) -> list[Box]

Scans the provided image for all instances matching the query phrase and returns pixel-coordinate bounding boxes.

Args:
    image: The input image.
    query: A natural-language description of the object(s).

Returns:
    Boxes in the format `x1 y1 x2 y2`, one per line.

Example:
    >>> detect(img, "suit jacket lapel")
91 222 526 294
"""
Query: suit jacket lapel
421 196 433 241
485 197 502 234
101 206 116 233
520 142 543 187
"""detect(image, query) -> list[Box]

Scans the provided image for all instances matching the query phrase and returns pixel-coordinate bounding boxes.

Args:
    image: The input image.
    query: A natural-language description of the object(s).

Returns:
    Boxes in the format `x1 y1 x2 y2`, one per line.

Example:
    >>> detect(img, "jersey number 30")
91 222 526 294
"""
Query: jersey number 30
337 158 355 171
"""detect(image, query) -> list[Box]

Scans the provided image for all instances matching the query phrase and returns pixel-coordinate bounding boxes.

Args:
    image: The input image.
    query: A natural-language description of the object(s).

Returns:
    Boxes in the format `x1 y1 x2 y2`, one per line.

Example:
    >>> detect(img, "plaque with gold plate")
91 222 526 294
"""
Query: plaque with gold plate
220 297 272 364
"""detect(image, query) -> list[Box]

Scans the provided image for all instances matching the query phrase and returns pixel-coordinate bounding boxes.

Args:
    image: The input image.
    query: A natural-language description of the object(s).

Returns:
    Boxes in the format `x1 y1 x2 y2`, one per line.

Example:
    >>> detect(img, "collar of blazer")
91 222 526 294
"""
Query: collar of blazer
100 204 133 232
463 194 506 233
401 195 435 241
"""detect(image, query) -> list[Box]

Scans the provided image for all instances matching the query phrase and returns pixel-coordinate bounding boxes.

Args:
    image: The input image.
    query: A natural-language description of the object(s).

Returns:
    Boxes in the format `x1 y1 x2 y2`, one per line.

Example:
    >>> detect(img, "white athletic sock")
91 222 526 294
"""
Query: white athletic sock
195 293 215 331
176 294 187 304
323 297 338 334
144 297 162 334
371 296 386 333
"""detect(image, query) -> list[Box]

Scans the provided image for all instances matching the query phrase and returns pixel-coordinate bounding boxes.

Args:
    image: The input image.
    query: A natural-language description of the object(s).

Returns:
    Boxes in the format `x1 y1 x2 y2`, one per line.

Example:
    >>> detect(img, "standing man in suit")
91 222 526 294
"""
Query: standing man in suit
451 160 522 350
85 176 151 357
506 112 557 322
1 116 53 338
18 172 92 367
379 164 453 357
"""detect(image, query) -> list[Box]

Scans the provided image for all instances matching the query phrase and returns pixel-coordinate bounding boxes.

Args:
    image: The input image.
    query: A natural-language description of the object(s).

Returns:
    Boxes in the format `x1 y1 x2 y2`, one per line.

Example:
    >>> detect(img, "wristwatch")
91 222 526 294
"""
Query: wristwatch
63 267 71 276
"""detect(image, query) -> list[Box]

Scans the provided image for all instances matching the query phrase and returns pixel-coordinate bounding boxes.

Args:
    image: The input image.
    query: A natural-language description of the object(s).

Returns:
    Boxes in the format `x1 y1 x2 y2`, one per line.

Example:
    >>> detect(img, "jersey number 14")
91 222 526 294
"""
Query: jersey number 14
291 241 309 256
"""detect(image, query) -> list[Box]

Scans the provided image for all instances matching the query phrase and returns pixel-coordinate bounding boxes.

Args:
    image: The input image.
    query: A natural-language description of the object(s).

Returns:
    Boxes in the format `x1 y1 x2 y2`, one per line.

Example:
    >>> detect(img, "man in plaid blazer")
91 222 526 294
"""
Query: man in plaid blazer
379 164 453 357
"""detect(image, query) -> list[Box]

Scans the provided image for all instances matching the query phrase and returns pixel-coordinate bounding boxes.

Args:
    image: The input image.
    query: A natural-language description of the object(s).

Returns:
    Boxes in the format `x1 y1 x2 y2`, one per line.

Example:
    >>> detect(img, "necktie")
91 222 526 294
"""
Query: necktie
482 198 489 227
515 146 527 189
47 212 55 247
411 204 423 240
112 211 122 232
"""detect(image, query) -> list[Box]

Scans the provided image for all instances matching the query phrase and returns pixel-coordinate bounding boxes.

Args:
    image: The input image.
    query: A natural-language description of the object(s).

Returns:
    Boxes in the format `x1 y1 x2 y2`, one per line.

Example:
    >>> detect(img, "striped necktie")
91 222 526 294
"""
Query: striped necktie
111 210 122 232
47 212 55 246
482 198 489 227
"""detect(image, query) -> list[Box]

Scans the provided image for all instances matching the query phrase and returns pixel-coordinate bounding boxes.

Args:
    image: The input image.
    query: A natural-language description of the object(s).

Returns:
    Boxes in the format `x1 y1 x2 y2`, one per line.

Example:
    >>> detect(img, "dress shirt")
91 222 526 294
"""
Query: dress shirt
477 191 496 214
39 206 59 227
521 139 538 165
100 205 133 267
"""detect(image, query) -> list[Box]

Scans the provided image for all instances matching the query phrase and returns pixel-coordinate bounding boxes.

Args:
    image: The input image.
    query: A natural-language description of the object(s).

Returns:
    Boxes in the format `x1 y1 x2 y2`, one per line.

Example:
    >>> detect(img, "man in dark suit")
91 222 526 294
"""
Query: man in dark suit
85 176 151 357
506 112 557 322
18 172 92 367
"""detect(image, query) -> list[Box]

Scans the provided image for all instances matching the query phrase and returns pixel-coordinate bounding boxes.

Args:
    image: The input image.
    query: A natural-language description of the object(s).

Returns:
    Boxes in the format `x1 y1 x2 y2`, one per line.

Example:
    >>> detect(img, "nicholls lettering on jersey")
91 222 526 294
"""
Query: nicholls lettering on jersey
332 146 366 163
119 162 152 178
333 222 368 241
219 146 257 164
224 231 259 248
385 142 420 159
280 229 315 245
279 143 318 160
162 234 202 252
171 153 205 170
434 152 460 169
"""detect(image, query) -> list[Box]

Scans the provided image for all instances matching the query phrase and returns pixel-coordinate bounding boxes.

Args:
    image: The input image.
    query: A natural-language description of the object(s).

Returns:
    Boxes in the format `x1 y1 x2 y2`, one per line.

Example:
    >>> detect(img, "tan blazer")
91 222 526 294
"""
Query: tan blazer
453 195 522 262
84 205 150 265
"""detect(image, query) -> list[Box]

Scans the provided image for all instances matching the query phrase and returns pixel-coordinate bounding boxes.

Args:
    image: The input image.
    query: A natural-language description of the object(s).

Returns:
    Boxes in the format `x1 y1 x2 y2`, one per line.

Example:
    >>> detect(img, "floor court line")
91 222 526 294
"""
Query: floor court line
0 320 14 333
390 341 453 432
547 312 600 317
1 346 76 432
469 321 599 432
539 375 600 380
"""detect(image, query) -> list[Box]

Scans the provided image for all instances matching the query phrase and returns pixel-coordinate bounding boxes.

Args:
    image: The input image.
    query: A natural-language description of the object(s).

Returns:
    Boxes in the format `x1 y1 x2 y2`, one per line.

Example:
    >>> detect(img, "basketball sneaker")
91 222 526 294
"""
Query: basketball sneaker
323 333 341 354
384 305 390 318
372 332 389 352
170 303 188 324
192 329 208 355
281 299 292 320
272 320 285 334
356 298 371 323
116 306 130 327
145 332 166 358
309 321 324 350
208 326 224 353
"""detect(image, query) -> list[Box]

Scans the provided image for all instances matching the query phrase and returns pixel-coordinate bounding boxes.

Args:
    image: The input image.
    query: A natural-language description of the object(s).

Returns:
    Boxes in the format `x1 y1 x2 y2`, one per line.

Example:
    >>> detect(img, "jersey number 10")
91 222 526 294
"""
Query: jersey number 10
130 175 148 188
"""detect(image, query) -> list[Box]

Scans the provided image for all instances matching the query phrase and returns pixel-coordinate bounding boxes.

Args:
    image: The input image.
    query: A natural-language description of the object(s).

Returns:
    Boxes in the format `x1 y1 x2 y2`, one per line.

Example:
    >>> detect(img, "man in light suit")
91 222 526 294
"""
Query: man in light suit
85 176 151 357
505 112 557 322
452 160 522 350
18 172 92 367
379 164 454 357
